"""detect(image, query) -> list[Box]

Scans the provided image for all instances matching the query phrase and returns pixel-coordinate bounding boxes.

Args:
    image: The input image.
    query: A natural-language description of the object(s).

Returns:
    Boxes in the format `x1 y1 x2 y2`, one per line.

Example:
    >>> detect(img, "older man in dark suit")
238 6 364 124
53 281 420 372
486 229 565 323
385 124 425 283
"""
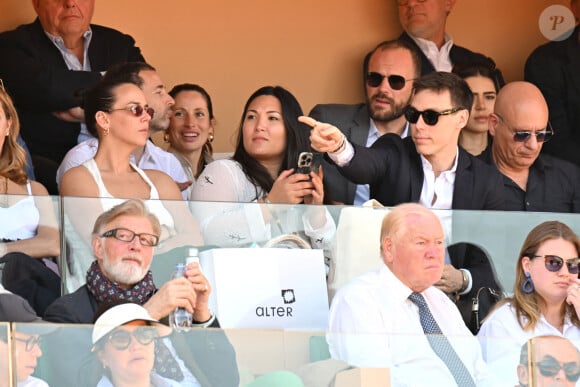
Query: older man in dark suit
0 0 145 193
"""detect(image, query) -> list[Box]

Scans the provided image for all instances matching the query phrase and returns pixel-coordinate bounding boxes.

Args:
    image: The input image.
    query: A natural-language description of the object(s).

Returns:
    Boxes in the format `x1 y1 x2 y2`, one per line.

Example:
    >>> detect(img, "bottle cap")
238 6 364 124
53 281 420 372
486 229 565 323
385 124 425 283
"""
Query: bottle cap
186 247 199 265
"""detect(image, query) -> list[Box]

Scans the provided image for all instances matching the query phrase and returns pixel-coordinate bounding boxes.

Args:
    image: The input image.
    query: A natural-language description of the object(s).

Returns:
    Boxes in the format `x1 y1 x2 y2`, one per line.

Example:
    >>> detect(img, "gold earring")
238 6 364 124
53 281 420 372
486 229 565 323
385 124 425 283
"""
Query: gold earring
208 134 214 143
163 132 170 143
103 127 110 136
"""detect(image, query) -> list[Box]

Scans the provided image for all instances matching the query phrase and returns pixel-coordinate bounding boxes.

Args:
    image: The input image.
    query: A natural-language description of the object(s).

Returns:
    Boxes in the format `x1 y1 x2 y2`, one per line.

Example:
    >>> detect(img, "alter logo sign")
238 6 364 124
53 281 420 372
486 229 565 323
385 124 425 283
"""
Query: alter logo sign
200 248 329 330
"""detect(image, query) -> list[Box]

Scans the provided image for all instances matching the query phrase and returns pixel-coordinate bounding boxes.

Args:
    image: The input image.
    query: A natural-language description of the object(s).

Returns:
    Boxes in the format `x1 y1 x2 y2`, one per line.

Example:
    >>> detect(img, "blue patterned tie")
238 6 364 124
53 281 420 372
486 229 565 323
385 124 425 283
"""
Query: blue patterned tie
408 292 476 387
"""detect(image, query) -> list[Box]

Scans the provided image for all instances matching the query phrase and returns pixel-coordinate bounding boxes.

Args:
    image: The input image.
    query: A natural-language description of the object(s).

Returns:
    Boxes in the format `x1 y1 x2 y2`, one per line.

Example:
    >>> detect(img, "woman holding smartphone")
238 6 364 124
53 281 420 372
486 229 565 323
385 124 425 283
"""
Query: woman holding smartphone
191 86 334 251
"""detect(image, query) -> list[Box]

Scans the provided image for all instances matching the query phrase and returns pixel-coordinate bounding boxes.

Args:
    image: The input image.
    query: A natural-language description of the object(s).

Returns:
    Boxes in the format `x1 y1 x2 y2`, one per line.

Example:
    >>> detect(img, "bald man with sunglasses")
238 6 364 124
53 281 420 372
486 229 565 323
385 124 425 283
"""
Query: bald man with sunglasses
478 81 580 213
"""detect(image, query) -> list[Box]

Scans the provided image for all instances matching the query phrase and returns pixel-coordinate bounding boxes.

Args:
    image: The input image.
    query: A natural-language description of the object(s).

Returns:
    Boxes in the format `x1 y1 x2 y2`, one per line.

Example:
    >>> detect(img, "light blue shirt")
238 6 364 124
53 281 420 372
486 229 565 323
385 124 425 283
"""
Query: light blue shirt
44 28 94 143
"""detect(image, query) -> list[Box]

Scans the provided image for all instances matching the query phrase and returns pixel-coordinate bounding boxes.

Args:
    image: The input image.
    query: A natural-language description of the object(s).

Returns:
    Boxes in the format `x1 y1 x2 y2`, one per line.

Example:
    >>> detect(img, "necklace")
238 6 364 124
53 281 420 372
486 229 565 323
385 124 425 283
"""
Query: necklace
0 177 8 208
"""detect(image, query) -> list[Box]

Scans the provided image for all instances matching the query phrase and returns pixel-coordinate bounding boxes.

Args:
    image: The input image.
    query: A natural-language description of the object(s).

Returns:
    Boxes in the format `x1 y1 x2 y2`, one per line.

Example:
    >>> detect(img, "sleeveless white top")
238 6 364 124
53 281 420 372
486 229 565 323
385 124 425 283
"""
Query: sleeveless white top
82 159 175 230
0 181 39 240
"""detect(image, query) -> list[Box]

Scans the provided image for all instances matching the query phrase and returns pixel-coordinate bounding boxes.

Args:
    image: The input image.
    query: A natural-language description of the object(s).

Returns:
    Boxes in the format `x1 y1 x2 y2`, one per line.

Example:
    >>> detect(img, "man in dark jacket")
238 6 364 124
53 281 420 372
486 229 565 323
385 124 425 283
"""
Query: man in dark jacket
0 0 145 193
44 199 239 387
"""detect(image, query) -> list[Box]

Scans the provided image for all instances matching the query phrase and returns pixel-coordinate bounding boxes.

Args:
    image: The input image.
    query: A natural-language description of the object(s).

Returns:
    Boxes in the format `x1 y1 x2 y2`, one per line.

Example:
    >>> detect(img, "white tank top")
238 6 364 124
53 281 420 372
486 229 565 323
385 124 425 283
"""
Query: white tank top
82 159 175 230
0 181 39 240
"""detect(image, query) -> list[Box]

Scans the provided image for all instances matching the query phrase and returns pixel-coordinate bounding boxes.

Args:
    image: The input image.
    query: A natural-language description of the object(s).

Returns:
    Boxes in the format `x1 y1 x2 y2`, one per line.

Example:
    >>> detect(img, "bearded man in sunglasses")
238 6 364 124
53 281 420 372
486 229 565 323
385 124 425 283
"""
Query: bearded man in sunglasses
308 39 421 205
42 199 239 387
479 81 580 213
517 336 580 387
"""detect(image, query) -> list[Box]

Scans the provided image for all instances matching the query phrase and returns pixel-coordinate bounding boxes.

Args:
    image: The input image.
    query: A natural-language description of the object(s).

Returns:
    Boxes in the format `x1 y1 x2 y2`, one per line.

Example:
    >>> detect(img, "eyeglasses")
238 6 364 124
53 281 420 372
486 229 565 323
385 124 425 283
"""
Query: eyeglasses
107 327 158 350
366 72 413 90
532 255 580 274
404 106 463 126
14 335 41 352
495 114 553 143
100 227 160 247
534 357 580 382
109 105 155 119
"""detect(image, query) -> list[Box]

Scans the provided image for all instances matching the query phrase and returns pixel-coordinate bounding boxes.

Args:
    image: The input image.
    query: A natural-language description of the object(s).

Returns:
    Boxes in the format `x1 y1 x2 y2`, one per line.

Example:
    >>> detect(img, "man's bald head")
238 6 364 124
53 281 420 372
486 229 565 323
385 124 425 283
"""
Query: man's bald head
489 82 550 172
494 82 548 123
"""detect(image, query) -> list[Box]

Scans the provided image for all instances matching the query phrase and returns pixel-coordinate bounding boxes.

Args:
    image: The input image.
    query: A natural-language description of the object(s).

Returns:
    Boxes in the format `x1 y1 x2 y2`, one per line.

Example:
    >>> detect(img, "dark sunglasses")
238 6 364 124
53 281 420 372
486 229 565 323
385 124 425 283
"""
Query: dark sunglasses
535 357 580 382
100 227 160 247
107 327 158 350
512 129 553 143
110 105 155 119
404 106 463 126
532 254 580 274
366 72 412 90
495 114 553 143
14 335 41 352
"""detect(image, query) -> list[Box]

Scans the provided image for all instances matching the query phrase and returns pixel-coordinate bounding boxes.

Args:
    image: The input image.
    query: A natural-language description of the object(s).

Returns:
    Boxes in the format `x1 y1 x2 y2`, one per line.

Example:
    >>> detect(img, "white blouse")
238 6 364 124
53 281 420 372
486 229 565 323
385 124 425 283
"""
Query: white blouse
477 302 580 386
191 159 335 251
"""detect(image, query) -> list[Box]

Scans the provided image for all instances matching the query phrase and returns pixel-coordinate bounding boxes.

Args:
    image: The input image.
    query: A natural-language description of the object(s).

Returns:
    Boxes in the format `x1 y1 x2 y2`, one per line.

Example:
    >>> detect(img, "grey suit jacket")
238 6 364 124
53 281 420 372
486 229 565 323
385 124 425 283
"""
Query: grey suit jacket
309 103 371 205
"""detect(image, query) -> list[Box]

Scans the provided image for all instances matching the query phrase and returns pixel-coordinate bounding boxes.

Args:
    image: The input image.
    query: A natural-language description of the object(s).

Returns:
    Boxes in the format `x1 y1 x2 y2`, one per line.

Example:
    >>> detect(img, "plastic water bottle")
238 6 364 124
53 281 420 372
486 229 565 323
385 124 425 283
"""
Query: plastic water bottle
169 263 192 331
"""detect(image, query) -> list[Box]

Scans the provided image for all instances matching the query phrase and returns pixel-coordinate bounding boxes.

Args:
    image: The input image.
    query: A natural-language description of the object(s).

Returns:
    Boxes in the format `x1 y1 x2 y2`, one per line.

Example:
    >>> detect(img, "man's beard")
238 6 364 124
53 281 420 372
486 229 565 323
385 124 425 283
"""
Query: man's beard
101 252 148 286
367 93 408 123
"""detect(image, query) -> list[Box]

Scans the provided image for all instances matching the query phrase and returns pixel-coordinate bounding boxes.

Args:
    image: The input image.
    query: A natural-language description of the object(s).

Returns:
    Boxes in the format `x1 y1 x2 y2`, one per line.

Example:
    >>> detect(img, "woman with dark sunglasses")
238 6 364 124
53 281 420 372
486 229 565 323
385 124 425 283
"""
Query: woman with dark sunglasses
92 302 179 387
59 77 202 291
478 221 580 385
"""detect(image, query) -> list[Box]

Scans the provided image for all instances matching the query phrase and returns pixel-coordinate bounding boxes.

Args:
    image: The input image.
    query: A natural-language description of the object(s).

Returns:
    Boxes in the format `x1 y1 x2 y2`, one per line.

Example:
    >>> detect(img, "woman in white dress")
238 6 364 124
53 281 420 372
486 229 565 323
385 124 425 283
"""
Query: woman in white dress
478 221 580 384
191 85 334 252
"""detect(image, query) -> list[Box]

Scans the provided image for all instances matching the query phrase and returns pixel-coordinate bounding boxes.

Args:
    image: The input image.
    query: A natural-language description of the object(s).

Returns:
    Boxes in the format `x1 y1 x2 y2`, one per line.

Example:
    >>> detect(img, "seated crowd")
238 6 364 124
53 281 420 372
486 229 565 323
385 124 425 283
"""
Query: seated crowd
2 0 580 386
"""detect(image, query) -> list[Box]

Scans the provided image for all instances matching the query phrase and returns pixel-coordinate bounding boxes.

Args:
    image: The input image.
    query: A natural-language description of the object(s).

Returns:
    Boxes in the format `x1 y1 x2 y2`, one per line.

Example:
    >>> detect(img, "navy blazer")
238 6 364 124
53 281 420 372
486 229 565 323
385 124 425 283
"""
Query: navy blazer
310 103 371 204
0 19 144 163
337 134 505 210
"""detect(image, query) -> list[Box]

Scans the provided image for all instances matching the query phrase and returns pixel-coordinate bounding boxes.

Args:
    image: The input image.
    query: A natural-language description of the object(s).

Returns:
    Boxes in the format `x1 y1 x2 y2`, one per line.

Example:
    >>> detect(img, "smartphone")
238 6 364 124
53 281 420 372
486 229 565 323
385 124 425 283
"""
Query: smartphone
296 152 314 175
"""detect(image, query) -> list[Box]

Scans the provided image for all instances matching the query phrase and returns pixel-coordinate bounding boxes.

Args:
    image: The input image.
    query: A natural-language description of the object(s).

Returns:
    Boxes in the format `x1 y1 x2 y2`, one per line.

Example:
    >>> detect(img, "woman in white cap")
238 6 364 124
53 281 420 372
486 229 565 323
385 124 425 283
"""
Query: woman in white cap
92 302 179 387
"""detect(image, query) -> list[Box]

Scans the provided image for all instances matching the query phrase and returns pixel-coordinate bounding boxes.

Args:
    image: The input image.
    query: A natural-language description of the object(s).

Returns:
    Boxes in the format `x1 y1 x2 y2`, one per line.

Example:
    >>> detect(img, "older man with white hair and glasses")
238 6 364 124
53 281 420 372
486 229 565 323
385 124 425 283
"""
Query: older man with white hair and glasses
43 199 239 387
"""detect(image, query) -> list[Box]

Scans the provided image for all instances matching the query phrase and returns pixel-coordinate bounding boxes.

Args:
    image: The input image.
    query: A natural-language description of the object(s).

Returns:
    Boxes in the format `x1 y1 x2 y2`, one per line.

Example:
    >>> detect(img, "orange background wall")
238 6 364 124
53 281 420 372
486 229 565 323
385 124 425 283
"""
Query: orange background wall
0 0 571 153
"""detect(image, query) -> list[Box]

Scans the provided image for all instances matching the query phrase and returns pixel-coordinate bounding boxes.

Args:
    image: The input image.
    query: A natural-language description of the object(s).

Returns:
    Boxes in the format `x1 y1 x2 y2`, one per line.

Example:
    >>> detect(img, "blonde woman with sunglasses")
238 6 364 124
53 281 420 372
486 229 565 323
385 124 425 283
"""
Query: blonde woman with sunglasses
478 221 580 385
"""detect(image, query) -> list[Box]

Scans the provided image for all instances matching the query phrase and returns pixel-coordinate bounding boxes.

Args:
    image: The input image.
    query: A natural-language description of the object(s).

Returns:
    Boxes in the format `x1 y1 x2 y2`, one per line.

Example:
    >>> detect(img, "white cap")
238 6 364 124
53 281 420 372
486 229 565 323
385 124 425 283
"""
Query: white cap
92 303 171 347
186 247 199 265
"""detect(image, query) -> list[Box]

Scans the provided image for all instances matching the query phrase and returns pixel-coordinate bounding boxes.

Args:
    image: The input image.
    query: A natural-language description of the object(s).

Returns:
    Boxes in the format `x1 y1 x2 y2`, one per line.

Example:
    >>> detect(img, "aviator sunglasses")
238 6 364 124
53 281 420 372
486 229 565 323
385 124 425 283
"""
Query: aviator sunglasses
107 327 158 350
534 357 580 382
404 106 463 126
366 72 413 90
494 114 553 143
532 254 580 274
110 105 155 119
